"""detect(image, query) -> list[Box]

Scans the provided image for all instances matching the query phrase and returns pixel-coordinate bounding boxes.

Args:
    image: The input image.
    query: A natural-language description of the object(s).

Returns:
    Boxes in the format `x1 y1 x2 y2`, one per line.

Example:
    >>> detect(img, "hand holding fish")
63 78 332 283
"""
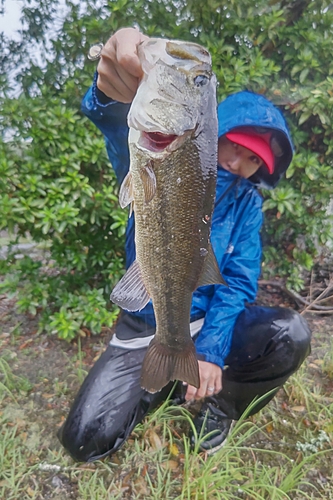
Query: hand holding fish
185 361 222 401
97 27 148 103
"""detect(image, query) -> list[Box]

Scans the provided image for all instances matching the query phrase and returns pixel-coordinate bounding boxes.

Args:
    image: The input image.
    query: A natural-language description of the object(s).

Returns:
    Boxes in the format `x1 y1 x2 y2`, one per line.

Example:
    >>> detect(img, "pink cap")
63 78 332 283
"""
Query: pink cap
226 130 274 174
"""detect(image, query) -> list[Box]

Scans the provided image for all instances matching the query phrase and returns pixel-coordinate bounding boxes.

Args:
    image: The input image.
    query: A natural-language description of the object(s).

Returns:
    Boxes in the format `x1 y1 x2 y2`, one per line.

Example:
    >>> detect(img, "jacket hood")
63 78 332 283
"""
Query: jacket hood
217 90 294 189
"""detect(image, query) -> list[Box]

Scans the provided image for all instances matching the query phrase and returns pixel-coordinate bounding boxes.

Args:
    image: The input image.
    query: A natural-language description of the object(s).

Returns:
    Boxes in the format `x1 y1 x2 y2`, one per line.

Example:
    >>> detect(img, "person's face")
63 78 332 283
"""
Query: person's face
218 135 264 178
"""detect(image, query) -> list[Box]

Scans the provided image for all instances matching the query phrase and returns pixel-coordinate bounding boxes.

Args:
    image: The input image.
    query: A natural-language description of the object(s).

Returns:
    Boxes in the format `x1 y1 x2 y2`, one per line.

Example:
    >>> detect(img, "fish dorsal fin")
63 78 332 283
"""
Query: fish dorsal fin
110 260 150 312
140 160 156 204
119 172 134 209
196 243 227 288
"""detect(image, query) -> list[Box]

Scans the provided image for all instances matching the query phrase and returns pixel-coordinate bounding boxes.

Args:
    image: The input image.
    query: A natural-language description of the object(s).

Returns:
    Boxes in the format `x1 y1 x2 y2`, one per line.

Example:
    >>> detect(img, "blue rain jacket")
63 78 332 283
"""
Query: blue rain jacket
82 78 293 369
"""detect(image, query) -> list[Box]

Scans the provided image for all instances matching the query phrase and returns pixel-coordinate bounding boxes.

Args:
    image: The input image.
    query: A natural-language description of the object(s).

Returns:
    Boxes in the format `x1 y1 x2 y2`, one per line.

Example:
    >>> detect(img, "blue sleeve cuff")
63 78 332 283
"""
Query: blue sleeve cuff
196 343 231 369
91 72 117 108
81 73 130 127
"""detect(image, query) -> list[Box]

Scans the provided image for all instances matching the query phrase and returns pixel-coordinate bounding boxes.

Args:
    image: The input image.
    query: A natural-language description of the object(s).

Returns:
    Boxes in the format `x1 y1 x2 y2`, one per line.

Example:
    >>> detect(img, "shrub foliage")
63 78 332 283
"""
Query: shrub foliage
1 0 333 339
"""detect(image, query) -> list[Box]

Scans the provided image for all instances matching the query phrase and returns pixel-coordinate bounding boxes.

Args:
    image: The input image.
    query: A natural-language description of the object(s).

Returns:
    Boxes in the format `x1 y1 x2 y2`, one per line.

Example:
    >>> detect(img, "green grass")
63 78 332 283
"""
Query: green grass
0 338 332 499
0 355 33 402
322 337 333 379
0 356 37 499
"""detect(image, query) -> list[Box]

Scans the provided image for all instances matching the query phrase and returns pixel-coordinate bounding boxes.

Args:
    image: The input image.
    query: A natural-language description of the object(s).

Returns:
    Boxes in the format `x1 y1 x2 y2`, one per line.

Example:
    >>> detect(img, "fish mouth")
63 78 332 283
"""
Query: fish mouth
140 131 179 152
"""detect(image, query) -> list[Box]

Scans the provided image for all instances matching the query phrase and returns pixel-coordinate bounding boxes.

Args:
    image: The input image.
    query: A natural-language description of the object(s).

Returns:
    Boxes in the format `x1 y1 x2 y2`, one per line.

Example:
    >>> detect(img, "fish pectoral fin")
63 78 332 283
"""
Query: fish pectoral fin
119 171 134 209
140 338 200 393
140 161 156 204
110 260 150 312
196 242 227 288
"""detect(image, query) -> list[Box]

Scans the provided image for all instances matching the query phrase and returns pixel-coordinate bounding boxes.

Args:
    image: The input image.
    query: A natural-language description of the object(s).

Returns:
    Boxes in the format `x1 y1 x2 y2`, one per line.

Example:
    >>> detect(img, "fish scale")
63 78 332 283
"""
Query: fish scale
135 143 204 331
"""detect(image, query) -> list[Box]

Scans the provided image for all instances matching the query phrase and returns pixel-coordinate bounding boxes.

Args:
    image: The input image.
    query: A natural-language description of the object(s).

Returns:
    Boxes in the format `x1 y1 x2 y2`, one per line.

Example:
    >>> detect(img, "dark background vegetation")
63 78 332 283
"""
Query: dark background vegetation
1 0 333 340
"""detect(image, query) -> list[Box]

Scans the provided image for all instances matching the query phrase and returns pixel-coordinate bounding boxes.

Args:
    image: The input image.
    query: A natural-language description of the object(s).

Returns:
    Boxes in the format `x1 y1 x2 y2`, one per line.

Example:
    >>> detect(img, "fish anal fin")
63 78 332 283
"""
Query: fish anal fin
140 338 199 393
140 160 156 204
196 242 227 288
110 260 150 312
119 171 134 209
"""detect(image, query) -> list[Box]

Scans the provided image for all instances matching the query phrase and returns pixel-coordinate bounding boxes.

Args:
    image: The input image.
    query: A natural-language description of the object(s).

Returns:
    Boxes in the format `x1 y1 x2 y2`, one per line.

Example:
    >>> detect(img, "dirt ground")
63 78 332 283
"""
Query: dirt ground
0 283 333 499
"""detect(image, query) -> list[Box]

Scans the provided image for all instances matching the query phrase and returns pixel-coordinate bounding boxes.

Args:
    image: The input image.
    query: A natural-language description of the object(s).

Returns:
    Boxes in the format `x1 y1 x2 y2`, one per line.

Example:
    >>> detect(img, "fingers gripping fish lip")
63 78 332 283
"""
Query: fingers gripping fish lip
138 38 212 72
127 37 215 144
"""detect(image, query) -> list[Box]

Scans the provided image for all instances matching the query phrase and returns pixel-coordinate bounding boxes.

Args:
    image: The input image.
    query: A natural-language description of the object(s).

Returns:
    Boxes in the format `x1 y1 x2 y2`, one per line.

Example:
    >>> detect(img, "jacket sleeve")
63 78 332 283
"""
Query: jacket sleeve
195 197 263 369
81 73 131 184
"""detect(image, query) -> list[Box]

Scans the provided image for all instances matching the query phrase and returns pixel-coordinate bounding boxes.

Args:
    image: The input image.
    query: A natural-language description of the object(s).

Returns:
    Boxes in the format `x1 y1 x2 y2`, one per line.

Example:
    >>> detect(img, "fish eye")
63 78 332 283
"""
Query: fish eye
194 74 209 86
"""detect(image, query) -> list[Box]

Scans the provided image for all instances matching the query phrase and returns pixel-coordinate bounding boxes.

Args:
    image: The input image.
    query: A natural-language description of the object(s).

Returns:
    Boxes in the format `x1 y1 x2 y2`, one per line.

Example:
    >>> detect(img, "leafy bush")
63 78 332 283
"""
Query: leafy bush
1 0 333 338
0 92 126 340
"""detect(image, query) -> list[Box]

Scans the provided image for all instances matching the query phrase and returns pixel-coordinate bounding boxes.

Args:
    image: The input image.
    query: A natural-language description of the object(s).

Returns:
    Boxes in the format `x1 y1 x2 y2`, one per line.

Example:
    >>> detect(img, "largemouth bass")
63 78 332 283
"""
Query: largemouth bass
110 38 226 393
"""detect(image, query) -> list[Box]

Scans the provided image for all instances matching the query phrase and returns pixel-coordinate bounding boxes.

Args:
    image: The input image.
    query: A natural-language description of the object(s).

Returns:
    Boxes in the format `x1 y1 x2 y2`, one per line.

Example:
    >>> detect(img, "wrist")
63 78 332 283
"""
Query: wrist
95 84 113 105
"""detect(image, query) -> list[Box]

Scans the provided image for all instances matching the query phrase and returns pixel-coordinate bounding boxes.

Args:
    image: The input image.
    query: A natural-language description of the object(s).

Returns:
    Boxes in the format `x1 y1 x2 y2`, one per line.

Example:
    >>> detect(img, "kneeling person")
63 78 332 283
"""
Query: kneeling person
58 28 311 461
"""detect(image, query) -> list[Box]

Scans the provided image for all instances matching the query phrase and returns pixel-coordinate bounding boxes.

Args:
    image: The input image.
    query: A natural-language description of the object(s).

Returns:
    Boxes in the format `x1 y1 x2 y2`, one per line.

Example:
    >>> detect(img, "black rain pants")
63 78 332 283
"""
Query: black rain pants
58 306 311 462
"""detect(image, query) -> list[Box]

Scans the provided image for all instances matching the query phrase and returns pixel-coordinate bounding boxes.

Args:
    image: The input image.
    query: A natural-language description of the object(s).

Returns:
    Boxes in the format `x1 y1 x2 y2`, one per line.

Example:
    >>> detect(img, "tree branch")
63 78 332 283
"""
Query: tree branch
258 279 333 312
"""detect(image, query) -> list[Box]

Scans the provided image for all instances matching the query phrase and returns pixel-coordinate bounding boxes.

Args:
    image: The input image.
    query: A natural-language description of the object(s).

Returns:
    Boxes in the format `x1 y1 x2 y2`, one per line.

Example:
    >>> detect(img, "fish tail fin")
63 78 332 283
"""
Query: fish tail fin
140 338 200 393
